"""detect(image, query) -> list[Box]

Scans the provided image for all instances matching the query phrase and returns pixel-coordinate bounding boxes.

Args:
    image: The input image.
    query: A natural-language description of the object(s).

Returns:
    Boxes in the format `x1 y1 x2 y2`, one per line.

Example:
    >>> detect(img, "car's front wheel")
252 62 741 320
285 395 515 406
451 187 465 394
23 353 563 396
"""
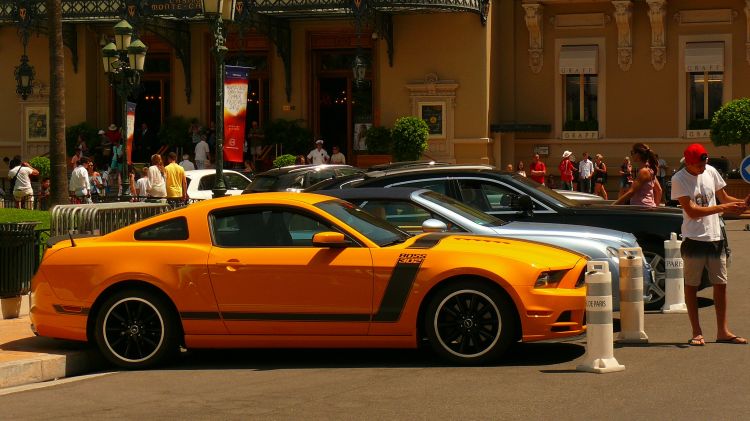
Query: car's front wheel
424 281 516 365
94 289 178 369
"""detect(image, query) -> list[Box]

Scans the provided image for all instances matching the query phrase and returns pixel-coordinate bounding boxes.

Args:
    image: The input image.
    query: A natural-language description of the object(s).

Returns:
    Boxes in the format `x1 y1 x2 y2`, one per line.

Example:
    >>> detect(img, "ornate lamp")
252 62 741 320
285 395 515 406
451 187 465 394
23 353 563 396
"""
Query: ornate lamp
14 55 35 100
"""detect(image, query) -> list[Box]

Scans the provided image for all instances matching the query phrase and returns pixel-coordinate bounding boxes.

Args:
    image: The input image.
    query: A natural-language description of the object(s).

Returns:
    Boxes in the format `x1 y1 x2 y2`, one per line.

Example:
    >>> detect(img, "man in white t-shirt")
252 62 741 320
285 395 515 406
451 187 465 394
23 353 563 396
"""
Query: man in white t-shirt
670 143 749 346
307 139 329 165
69 156 92 204
194 136 210 169
578 152 594 193
179 154 196 171
8 158 39 209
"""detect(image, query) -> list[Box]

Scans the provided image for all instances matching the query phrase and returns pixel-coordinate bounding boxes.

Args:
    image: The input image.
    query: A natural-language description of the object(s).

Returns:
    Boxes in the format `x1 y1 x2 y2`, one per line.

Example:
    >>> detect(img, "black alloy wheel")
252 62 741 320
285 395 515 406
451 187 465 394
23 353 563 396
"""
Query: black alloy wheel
94 289 178 369
425 281 516 364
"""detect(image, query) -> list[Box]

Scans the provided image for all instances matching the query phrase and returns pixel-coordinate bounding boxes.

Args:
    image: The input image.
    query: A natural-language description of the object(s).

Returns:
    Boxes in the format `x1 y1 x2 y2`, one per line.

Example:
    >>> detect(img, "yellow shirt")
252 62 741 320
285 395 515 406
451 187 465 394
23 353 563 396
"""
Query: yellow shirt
164 162 185 198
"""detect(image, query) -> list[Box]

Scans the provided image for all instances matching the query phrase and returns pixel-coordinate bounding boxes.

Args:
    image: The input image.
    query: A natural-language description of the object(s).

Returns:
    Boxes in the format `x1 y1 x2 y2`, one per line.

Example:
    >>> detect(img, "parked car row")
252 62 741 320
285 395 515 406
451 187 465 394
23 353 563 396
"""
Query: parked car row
30 162 687 368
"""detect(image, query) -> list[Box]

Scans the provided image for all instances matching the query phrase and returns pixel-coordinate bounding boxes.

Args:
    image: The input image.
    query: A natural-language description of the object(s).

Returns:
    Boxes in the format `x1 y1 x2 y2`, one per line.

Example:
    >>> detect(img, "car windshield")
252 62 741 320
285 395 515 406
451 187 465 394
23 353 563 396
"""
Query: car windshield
246 175 279 192
419 190 506 227
511 173 579 207
316 200 411 247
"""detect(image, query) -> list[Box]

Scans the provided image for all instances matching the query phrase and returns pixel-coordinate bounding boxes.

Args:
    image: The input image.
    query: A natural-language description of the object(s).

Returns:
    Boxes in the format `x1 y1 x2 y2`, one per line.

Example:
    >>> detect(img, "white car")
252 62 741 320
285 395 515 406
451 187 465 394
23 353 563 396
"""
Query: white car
184 169 251 200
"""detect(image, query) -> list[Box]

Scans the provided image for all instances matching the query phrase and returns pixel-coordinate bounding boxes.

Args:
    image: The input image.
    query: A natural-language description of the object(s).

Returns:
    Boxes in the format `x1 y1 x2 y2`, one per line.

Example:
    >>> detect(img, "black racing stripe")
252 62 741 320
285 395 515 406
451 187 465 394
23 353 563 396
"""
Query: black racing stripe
180 311 221 320
372 255 426 322
407 233 450 249
221 312 370 322
52 304 90 315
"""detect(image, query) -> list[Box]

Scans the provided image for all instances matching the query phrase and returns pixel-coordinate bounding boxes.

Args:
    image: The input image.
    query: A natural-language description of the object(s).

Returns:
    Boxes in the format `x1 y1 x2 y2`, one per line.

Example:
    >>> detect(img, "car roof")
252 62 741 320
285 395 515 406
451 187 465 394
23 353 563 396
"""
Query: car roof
358 164 507 182
182 191 339 210
185 169 245 177
319 187 425 201
255 164 360 177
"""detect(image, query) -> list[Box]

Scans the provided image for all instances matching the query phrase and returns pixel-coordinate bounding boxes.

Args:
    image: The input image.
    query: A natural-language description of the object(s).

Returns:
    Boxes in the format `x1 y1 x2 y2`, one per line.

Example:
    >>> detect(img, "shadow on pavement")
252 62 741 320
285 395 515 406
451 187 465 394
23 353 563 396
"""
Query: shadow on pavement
153 341 586 371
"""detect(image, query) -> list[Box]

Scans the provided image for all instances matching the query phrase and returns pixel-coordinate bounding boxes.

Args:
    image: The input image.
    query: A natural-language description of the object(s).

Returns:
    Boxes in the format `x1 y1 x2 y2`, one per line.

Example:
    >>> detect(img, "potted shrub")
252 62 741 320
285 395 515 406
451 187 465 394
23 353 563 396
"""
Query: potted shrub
355 126 393 168
711 98 750 158
28 156 51 200
273 154 297 168
391 116 429 162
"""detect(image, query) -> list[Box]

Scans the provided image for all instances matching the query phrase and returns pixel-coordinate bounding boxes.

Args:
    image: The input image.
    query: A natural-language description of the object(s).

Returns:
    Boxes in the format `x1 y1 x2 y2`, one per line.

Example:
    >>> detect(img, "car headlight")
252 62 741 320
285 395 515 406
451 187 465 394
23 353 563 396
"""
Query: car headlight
534 270 567 288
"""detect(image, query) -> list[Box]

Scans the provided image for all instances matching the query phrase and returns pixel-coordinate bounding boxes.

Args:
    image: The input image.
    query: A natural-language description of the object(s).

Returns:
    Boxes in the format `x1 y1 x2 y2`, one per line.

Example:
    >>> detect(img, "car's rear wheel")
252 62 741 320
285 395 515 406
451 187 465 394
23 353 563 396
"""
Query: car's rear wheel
94 289 178 369
424 281 516 365
643 250 666 310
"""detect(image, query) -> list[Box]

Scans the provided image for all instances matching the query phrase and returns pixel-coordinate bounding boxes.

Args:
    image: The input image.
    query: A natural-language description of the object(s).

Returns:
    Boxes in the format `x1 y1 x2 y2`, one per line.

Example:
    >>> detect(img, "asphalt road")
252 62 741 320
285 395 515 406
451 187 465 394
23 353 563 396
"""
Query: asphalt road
2 221 749 420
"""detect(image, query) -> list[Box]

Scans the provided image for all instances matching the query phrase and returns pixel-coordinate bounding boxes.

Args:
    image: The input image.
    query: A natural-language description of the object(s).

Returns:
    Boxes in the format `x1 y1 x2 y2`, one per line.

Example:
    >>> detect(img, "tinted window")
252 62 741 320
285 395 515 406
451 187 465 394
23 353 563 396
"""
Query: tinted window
198 174 215 191
307 169 335 186
225 173 249 190
458 180 513 212
358 199 461 234
335 167 364 177
246 175 280 192
315 200 410 247
390 179 449 195
135 217 189 241
419 191 504 227
212 208 337 247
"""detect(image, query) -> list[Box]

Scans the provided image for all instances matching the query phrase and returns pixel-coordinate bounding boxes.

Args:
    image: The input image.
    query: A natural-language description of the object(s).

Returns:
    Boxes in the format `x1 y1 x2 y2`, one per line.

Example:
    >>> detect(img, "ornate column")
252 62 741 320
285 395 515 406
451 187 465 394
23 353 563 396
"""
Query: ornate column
522 3 544 74
745 0 750 65
612 1 633 71
646 0 667 70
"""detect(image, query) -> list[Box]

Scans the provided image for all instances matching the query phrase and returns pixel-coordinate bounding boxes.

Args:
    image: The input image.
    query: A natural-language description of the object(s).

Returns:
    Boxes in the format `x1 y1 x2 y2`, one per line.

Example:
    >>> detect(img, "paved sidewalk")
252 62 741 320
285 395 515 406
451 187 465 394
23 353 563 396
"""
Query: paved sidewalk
0 313 103 389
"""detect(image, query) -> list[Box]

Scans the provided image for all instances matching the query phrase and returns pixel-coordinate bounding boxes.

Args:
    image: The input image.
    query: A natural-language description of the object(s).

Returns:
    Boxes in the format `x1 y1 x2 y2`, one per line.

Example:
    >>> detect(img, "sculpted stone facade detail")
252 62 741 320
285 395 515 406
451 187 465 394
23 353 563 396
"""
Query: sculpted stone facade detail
523 3 544 74
647 0 667 70
612 1 633 71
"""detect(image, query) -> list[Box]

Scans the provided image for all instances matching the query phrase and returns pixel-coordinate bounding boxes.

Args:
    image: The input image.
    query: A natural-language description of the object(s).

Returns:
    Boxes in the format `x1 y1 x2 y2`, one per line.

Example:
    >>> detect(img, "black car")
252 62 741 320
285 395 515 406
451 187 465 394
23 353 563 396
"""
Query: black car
307 165 692 300
243 164 364 193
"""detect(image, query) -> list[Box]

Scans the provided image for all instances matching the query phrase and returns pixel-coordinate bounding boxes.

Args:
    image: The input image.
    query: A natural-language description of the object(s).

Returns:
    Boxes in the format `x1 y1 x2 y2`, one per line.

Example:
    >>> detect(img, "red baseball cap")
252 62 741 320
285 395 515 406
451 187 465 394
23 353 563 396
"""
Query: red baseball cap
684 143 708 165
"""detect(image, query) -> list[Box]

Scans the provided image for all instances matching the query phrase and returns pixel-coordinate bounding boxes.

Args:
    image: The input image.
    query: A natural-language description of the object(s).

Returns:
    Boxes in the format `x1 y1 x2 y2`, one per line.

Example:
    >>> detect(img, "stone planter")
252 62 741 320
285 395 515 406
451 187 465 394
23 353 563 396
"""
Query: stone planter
1 295 22 319
354 154 393 170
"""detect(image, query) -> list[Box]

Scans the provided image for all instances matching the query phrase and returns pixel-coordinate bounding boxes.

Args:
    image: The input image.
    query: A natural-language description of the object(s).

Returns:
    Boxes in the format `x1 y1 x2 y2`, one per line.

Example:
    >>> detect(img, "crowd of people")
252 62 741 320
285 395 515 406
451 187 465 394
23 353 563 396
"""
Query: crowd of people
507 143 671 205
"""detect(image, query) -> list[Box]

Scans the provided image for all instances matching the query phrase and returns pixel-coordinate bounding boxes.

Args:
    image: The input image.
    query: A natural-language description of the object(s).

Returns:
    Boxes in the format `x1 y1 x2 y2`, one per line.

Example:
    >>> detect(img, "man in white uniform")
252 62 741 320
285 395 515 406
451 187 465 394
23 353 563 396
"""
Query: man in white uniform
69 156 92 204
671 143 748 346
307 139 329 165
8 157 39 209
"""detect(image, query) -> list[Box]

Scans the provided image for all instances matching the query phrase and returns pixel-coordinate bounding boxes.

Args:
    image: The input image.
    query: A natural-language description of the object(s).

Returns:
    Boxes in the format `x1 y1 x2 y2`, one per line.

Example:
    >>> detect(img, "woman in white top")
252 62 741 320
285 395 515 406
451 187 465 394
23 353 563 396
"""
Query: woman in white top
147 154 167 199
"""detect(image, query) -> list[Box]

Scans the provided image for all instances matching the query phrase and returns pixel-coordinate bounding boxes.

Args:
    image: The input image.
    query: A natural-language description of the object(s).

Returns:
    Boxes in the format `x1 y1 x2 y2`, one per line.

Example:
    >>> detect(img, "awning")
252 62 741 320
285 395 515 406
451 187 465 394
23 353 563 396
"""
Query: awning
685 42 724 72
559 45 598 74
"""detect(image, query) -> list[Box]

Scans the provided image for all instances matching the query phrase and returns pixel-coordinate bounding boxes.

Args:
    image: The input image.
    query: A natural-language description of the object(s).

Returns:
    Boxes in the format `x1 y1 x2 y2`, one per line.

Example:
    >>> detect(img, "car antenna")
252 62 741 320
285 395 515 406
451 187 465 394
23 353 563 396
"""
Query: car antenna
68 231 77 247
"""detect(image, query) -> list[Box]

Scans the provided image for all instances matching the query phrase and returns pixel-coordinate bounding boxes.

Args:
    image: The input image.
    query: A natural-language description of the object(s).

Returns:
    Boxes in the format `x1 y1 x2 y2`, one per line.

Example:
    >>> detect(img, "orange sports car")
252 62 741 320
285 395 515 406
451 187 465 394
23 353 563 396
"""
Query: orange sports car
31 193 588 368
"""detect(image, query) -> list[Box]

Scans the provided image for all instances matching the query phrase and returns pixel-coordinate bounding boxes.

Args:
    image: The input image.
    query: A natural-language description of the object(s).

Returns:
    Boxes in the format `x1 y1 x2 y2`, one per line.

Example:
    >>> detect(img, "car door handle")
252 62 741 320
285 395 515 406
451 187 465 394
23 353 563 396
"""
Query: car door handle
222 259 240 272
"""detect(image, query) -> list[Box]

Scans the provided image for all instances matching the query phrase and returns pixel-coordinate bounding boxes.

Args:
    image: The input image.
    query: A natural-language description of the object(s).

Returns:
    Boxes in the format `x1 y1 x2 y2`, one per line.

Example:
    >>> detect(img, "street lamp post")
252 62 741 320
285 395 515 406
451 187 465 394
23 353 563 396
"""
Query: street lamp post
101 20 147 200
203 0 235 198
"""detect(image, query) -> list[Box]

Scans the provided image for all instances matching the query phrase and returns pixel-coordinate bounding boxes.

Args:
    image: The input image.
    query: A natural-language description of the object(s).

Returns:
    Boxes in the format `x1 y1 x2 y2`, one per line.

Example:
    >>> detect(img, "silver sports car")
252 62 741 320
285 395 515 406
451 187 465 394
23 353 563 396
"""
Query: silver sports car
321 187 657 310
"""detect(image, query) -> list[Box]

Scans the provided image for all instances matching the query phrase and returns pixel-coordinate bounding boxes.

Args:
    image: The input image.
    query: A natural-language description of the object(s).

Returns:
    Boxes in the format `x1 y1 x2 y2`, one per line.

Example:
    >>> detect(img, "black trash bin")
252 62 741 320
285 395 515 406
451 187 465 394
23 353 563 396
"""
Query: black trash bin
0 222 40 298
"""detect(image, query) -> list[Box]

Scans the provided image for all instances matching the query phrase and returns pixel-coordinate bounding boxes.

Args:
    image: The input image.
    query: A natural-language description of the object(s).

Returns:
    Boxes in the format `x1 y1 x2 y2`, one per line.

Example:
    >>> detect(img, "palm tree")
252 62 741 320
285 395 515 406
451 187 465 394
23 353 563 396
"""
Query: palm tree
47 0 67 206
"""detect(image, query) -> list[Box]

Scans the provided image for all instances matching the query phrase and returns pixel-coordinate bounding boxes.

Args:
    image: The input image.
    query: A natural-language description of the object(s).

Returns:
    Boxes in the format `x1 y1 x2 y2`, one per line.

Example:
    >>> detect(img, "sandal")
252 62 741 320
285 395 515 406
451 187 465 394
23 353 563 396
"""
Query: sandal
716 336 748 345
688 336 705 346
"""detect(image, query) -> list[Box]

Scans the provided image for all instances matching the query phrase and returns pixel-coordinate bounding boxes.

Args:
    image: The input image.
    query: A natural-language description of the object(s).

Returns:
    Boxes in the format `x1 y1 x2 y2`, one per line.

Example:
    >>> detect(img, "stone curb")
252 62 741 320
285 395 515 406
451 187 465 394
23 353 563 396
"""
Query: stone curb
0 349 105 390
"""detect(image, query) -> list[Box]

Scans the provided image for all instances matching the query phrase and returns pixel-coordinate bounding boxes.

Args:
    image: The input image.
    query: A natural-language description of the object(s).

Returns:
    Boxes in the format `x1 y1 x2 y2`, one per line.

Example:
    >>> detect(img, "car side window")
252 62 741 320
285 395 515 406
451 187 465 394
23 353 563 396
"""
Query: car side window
135 217 189 241
392 179 449 195
358 200 462 234
336 167 362 177
224 173 248 190
198 174 215 191
212 208 339 247
457 180 497 212
307 169 335 186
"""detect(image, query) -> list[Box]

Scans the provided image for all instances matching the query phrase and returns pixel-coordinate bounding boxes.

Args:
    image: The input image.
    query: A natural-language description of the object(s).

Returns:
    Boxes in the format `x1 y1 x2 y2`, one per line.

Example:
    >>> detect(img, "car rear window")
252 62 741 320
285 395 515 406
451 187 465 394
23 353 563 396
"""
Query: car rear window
245 175 280 192
134 217 189 241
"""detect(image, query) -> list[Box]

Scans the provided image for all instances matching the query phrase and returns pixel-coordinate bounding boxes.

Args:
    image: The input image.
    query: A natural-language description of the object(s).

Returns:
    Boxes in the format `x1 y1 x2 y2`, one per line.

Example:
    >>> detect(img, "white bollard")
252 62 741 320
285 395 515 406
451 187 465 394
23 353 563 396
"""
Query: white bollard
663 232 688 313
617 247 649 343
577 261 625 374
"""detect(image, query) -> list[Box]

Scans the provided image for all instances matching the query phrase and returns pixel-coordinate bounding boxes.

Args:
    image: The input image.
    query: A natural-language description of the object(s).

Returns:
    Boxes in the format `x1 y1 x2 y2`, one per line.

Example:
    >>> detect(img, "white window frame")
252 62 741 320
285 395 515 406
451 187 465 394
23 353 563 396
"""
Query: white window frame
555 37 606 139
678 34 732 138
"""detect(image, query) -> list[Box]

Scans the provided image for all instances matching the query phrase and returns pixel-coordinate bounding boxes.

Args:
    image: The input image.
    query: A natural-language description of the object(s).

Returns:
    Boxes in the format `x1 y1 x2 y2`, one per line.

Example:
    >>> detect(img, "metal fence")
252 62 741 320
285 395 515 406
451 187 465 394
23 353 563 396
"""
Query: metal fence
50 202 176 236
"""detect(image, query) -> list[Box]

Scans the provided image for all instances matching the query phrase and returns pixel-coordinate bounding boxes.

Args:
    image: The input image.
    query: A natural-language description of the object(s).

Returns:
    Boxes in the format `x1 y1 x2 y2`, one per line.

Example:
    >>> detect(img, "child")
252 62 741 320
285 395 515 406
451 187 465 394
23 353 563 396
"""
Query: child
136 166 149 200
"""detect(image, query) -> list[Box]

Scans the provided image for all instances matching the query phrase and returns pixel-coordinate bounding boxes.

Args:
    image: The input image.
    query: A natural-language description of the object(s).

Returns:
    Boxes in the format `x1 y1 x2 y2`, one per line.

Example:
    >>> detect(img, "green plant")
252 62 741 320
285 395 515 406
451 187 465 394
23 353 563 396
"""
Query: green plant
363 126 392 154
158 115 192 149
65 122 98 156
563 120 599 131
391 117 429 162
273 154 297 168
711 98 750 158
263 119 313 156
29 156 51 179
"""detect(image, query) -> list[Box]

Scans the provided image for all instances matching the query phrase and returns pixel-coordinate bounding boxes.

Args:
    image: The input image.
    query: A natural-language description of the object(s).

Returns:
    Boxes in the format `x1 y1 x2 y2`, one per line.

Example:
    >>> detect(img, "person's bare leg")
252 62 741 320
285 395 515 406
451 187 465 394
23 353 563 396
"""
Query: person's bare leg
685 285 703 343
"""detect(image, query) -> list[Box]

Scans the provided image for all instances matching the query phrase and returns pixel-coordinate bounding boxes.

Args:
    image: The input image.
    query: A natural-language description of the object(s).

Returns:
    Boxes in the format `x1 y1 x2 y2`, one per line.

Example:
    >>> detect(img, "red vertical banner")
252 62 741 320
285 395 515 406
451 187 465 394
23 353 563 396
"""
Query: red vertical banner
126 102 136 164
223 66 250 163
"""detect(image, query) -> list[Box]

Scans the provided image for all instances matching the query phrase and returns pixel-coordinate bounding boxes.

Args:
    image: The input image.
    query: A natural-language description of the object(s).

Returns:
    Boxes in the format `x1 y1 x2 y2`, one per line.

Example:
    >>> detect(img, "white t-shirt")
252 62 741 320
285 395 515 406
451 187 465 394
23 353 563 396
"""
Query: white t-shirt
136 176 149 197
307 148 329 165
69 165 90 196
578 159 594 179
670 164 726 241
330 152 346 165
195 141 210 161
8 166 34 192
147 165 167 197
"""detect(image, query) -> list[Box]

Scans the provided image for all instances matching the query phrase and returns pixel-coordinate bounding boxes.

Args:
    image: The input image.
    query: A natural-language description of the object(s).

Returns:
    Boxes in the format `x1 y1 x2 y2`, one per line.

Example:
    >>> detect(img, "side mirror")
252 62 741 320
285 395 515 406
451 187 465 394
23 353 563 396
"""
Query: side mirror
510 194 534 216
422 218 448 233
312 231 351 248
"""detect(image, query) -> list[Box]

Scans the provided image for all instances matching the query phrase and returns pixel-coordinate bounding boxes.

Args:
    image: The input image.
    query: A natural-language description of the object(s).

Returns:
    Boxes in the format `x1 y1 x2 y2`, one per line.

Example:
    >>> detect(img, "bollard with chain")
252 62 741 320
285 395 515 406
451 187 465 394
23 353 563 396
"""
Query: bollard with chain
577 261 625 374
663 232 687 313
617 247 648 343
